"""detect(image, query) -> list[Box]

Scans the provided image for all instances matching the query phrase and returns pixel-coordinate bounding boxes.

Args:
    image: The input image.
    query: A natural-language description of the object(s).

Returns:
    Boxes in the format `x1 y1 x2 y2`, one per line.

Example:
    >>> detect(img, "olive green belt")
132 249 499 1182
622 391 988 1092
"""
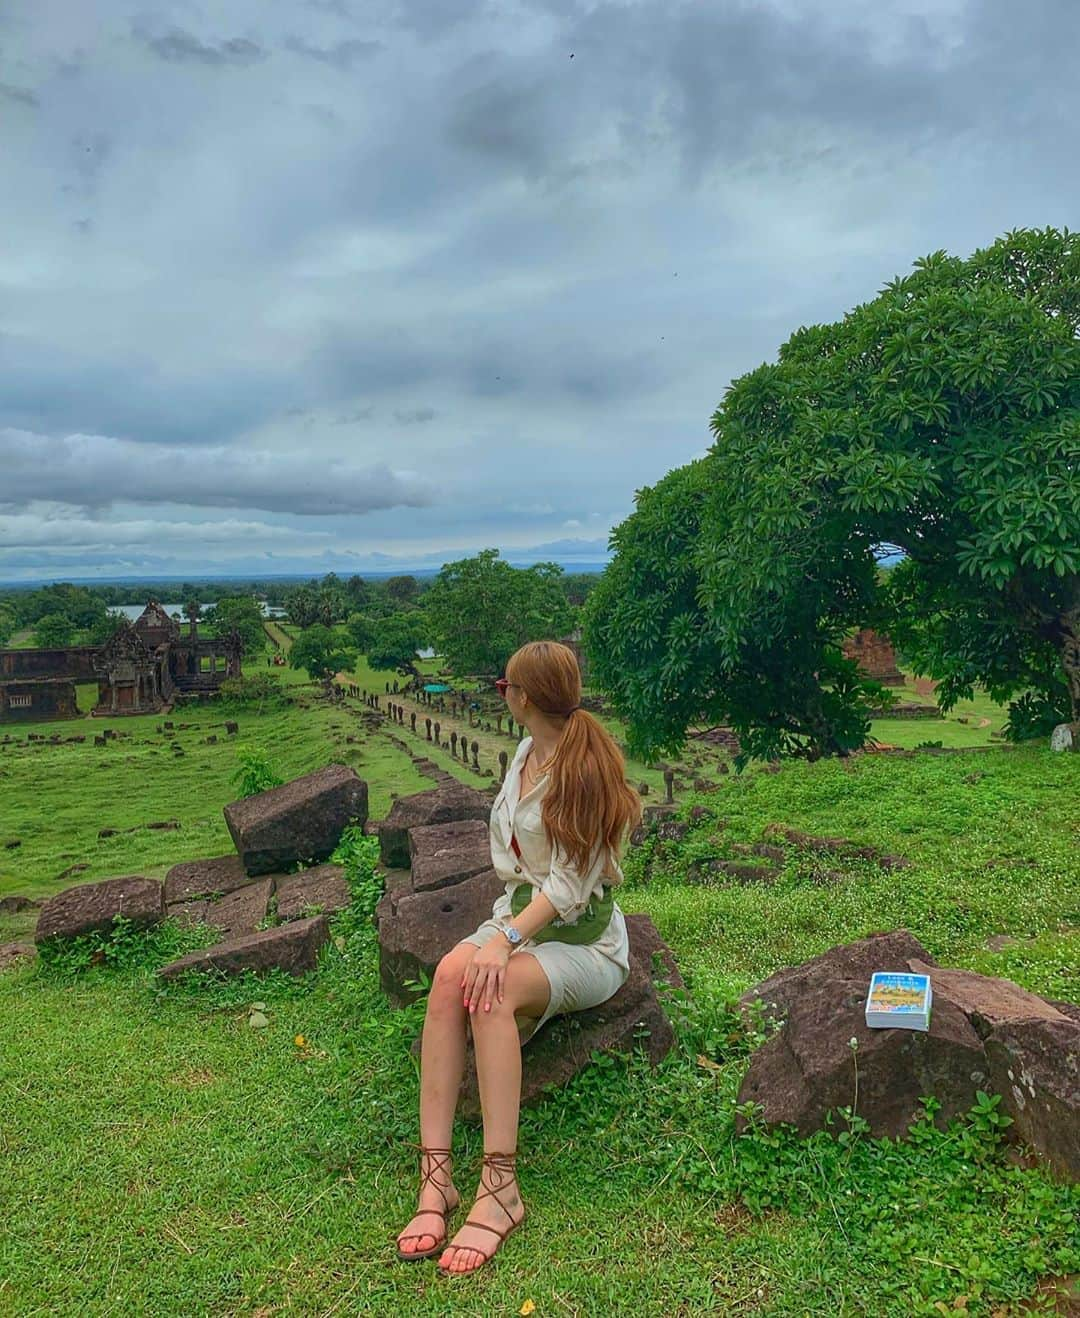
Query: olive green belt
509 829 614 945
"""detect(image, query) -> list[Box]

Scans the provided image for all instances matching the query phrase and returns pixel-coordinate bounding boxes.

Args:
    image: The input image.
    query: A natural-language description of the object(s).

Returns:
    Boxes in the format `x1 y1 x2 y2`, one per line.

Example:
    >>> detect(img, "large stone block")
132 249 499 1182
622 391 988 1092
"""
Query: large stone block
156 915 330 980
377 783 492 869
907 960 1068 1035
737 975 988 1139
201 878 274 940
408 819 492 892
164 855 261 904
736 932 1080 1177
224 764 368 876
739 929 936 1028
376 867 505 1006
276 864 351 921
985 1017 1080 1182
410 914 683 1118
35 876 164 944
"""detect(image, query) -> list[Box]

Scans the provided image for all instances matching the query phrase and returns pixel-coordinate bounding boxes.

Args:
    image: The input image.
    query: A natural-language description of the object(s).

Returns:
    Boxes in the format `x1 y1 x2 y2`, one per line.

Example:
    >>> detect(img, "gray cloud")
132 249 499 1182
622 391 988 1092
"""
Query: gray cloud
133 25 266 67
285 35 383 70
0 429 435 517
394 407 436 424
0 82 38 107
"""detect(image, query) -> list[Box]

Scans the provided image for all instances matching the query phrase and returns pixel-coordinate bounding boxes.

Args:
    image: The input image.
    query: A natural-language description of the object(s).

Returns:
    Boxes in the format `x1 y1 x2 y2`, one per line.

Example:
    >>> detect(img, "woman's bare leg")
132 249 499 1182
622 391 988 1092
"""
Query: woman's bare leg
438 952 552 1274
396 942 475 1255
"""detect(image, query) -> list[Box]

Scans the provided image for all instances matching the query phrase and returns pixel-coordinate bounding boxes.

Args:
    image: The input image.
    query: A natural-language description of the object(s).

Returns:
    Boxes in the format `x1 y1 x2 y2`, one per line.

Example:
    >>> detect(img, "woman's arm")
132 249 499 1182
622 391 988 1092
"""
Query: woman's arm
461 890 560 1015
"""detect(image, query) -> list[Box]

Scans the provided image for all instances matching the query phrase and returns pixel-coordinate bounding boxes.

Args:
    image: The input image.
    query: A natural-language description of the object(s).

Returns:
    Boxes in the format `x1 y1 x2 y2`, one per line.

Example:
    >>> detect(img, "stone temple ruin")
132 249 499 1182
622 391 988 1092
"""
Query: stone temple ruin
0 601 242 724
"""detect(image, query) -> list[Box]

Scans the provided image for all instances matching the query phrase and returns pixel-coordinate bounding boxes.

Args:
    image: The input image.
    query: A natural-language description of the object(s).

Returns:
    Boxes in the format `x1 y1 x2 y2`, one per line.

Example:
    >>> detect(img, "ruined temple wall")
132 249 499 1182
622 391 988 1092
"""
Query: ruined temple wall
0 681 78 722
842 629 905 685
0 646 100 681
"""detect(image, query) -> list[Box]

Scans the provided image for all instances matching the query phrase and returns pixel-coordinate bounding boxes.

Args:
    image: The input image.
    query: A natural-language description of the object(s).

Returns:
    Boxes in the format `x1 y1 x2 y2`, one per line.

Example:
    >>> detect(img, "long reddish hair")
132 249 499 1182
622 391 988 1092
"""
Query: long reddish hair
505 640 643 876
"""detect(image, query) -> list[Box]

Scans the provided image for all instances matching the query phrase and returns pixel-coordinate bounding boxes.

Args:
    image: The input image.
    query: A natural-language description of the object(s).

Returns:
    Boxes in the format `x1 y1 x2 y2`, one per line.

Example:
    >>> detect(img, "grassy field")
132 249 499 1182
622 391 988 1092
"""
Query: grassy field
1 656 1078 1316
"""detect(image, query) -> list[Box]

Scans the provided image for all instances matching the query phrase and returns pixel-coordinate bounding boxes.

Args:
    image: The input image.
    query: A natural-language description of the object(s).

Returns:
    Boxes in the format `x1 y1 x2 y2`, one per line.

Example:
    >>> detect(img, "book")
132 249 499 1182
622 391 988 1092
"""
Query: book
865 971 932 1031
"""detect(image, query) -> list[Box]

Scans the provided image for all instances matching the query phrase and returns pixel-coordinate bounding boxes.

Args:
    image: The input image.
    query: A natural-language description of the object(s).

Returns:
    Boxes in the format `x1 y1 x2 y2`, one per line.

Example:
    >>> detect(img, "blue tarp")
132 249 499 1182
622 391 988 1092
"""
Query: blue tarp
423 682 452 692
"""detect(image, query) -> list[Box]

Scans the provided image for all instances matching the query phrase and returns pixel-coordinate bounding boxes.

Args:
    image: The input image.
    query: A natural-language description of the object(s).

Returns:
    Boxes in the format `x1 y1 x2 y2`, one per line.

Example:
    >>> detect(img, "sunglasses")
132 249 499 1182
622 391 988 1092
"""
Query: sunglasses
494 678 514 695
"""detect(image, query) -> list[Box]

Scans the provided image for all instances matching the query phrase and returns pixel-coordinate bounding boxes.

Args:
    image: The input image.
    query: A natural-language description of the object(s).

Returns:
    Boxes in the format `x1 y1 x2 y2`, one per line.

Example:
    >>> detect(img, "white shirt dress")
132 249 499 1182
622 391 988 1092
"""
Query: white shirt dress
459 735 631 1042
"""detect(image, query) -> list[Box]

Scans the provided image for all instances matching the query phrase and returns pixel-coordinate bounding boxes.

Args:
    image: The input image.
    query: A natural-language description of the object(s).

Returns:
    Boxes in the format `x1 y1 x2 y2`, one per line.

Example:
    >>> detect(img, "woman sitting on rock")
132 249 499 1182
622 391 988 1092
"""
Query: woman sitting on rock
395 639 643 1276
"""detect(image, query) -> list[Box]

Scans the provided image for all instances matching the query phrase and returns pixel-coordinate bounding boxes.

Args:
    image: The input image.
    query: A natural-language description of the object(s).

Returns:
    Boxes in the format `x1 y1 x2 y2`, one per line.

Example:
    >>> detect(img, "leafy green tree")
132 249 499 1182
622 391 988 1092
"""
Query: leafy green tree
385 574 420 603
0 605 16 646
423 548 575 677
367 611 430 678
288 625 357 681
86 610 130 647
26 584 105 629
201 596 265 656
586 227 1080 764
283 585 320 628
34 613 75 648
346 613 375 652
345 575 371 608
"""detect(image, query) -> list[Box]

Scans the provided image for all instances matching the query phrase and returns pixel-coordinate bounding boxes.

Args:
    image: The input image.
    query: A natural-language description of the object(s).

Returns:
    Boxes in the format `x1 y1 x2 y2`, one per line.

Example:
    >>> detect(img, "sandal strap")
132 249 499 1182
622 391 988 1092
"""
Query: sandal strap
411 1144 455 1217
473 1150 518 1226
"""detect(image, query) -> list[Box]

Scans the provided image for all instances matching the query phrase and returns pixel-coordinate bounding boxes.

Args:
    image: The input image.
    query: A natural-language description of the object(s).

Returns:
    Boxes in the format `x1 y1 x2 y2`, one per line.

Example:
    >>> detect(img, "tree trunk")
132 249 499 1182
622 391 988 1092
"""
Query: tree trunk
1061 604 1080 721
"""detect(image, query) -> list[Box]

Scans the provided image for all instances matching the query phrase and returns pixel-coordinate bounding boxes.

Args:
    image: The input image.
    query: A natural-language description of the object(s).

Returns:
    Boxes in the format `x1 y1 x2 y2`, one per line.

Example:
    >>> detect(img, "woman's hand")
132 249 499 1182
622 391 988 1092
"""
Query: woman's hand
461 935 511 1015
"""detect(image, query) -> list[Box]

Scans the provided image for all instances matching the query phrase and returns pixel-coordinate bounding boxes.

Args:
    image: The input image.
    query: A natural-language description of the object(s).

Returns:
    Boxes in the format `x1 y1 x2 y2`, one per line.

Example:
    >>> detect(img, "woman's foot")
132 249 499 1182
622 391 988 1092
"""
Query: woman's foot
396 1150 460 1258
438 1160 525 1275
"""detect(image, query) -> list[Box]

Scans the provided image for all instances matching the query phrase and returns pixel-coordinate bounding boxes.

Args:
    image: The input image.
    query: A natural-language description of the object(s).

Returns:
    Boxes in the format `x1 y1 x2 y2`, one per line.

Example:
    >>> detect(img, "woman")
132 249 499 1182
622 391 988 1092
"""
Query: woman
395 640 643 1276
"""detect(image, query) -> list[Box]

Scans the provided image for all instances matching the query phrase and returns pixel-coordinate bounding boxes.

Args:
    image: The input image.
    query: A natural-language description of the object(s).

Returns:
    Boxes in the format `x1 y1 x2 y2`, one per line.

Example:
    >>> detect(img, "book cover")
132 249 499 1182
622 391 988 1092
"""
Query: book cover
865 971 932 1031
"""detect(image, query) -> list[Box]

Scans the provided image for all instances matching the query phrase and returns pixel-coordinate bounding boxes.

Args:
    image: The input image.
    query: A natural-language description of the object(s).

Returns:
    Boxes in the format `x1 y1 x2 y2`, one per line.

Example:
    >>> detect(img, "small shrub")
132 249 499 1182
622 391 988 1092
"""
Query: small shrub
231 746 284 797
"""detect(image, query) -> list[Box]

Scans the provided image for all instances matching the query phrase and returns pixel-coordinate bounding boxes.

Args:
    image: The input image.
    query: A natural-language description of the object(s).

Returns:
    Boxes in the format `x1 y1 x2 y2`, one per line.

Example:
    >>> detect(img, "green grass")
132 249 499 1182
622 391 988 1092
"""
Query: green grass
1 673 1078 1315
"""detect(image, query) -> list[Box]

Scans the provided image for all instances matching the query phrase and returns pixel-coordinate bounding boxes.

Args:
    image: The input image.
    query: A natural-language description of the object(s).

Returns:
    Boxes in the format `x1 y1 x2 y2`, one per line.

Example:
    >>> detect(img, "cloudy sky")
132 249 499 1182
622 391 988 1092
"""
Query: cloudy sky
1 0 1076 582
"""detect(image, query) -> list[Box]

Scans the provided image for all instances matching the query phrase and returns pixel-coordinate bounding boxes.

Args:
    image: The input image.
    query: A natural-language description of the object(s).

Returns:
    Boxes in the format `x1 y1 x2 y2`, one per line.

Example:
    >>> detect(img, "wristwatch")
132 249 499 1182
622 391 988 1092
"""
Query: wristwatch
499 920 524 949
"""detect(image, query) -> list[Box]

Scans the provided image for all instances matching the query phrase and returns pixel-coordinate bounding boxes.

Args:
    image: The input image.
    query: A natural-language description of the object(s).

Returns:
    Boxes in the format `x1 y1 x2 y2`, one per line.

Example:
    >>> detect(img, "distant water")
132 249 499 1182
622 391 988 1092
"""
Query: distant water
112 601 288 621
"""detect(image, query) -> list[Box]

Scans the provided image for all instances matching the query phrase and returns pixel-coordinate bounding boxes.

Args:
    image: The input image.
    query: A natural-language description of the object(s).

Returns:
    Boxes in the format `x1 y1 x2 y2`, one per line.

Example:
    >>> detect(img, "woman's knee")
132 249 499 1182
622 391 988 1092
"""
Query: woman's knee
427 944 475 1010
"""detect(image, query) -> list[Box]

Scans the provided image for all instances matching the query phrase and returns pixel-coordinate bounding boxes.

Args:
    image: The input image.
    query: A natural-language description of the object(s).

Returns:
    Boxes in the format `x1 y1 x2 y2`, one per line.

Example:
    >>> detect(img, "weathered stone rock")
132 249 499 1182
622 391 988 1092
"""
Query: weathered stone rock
414 914 683 1118
737 977 987 1139
407 819 492 892
224 764 369 876
687 859 778 886
907 960 1069 1036
761 825 909 868
35 876 165 944
377 783 492 869
737 933 1080 1176
739 930 936 1028
655 819 690 844
1048 1000 1080 1026
164 855 260 904
275 864 351 921
166 899 210 928
157 915 330 980
985 1017 1080 1182
0 942 37 971
1049 722 1079 752
376 867 505 1006
985 934 1020 952
202 878 274 939
0 895 40 914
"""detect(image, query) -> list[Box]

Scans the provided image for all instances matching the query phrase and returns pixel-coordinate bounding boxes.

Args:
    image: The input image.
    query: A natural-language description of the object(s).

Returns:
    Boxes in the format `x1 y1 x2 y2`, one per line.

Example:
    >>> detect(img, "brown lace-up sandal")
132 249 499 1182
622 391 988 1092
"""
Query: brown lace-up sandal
437 1150 526 1277
395 1145 459 1262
